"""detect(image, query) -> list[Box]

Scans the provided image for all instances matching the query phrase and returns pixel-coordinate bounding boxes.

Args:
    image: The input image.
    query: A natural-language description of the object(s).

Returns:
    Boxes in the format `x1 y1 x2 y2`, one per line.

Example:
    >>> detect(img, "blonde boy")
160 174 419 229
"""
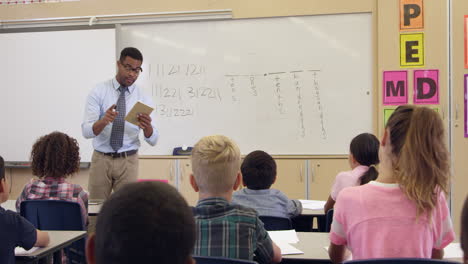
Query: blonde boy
190 135 282 264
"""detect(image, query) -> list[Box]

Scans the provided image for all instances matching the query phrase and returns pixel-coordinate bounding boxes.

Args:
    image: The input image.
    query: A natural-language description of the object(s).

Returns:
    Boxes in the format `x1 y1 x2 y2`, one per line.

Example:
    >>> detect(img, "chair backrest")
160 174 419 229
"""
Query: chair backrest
325 209 334 232
345 258 460 264
258 215 293 231
20 200 84 230
193 256 257 264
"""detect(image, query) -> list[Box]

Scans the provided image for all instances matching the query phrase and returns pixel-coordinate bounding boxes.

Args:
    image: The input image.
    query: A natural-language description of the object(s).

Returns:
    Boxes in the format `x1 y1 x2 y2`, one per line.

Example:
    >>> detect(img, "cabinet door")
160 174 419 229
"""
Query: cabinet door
271 159 306 200
178 159 199 206
138 158 176 187
308 158 349 200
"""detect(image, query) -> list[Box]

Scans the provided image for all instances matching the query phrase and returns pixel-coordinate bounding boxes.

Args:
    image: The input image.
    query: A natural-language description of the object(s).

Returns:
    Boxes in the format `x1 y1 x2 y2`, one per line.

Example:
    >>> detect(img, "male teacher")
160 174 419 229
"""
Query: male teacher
82 47 158 200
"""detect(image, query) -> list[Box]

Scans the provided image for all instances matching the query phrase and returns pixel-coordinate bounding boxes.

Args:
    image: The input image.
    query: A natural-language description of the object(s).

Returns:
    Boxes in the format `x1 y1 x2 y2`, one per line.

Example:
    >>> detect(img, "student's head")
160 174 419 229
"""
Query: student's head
31 131 80 179
349 133 380 185
462 196 468 263
117 47 143 87
383 105 449 216
241 150 277 190
190 135 241 196
0 155 9 202
87 181 195 264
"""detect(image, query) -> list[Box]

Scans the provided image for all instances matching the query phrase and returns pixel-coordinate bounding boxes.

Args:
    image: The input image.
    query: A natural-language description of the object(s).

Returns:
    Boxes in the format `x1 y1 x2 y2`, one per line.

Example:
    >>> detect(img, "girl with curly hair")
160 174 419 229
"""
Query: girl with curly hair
15 131 88 225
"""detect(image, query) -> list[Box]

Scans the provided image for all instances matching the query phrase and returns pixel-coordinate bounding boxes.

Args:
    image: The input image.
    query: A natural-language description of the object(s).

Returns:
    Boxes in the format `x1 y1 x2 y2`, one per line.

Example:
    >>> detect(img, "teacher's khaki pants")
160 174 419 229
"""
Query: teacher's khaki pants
88 150 139 200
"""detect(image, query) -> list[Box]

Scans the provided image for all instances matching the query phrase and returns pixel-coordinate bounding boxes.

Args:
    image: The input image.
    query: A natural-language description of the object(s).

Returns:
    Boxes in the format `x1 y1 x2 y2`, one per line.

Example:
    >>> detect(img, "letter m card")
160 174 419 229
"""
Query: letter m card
383 71 408 105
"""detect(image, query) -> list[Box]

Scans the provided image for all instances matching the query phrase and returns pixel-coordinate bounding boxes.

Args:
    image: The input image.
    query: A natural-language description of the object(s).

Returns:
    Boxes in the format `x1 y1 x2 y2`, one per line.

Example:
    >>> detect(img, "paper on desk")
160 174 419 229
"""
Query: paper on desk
125 101 154 126
443 243 463 259
299 200 326 210
268 230 299 244
15 247 39 256
276 242 304 255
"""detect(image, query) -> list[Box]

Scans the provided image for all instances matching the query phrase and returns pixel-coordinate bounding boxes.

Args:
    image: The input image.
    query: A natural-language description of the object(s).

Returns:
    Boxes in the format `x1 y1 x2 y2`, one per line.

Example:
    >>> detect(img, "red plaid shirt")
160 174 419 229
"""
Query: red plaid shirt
15 177 89 225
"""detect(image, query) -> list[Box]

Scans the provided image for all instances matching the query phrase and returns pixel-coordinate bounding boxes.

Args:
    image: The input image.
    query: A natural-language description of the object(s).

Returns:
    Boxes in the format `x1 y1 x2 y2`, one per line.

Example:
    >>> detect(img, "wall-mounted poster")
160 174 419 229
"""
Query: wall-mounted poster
383 71 408 105
465 16 468 68
413 69 439 104
400 0 424 31
465 74 468 137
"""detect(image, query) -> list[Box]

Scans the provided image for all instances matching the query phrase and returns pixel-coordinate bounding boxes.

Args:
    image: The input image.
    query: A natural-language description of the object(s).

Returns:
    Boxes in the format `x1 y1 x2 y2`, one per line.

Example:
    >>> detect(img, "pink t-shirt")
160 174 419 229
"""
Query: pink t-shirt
330 165 369 201
330 181 455 260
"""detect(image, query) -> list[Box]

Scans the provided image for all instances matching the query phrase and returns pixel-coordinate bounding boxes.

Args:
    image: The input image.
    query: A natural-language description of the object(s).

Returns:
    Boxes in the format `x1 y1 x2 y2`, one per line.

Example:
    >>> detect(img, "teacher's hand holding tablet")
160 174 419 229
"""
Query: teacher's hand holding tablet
137 113 153 137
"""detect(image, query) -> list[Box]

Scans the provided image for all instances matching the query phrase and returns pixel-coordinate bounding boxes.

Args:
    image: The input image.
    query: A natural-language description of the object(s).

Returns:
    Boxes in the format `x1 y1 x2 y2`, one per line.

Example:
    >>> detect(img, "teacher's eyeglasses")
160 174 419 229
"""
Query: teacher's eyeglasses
121 63 143 74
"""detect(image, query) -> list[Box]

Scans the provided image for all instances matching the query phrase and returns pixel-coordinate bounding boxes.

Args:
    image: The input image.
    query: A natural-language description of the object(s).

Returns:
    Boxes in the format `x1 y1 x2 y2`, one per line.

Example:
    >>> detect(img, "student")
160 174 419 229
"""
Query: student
86 181 195 264
324 133 379 213
232 150 302 218
328 105 455 262
190 135 282 263
462 196 468 264
0 155 50 264
16 131 89 226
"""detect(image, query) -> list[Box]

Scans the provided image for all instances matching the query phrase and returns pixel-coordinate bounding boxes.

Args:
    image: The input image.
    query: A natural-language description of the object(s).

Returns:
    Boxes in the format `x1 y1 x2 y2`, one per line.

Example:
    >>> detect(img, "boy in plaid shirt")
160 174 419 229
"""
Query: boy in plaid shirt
190 135 282 263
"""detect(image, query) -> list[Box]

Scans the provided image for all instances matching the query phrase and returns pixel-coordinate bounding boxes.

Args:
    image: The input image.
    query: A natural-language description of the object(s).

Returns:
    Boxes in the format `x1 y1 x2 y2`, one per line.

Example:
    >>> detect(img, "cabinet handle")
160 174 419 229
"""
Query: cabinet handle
311 165 315 183
169 161 174 181
299 164 303 183
455 103 459 121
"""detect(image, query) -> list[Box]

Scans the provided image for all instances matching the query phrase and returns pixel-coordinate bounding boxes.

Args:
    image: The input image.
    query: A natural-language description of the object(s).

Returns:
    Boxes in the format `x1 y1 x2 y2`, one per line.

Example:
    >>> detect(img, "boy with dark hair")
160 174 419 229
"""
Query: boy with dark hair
86 181 195 264
190 136 282 264
232 150 302 218
0 155 50 264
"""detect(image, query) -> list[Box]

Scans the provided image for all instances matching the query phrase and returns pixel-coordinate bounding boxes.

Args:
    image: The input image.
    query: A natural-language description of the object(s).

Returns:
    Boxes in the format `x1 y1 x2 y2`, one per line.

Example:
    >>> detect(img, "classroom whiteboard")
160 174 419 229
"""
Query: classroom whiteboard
0 29 116 162
119 13 373 155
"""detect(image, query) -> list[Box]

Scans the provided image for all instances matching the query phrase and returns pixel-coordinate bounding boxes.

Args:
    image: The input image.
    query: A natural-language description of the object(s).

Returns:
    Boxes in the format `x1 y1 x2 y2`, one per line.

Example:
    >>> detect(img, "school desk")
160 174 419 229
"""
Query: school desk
281 232 463 264
15 230 87 264
293 209 326 232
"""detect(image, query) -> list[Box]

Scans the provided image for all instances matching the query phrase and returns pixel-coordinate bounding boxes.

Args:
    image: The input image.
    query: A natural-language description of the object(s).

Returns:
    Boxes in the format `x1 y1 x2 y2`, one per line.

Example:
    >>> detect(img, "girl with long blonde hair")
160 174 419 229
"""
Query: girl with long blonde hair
328 105 455 262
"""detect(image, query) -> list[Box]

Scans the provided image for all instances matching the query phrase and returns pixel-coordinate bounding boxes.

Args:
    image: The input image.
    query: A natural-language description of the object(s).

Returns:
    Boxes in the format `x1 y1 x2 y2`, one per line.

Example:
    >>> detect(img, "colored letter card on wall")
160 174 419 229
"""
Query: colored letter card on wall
413 70 439 104
465 16 468 68
465 74 468 137
383 108 396 126
400 0 424 31
383 71 408 105
400 33 424 67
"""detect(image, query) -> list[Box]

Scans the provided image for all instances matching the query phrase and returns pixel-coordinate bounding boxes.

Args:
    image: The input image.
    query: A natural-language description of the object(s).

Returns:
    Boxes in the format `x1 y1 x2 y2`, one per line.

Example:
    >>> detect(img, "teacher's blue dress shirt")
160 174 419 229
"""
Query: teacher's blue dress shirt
82 78 158 153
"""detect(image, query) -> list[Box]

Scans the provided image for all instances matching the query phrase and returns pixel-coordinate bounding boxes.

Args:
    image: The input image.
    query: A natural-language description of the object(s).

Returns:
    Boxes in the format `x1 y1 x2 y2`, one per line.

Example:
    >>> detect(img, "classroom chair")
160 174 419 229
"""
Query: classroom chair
325 209 334 232
344 258 460 264
259 215 293 231
20 200 86 264
193 255 257 264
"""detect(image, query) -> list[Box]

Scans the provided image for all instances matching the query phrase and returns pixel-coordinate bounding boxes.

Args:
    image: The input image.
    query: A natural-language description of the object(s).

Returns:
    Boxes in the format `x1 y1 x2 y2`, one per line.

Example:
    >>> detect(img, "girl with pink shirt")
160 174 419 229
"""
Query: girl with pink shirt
324 133 379 213
329 105 455 263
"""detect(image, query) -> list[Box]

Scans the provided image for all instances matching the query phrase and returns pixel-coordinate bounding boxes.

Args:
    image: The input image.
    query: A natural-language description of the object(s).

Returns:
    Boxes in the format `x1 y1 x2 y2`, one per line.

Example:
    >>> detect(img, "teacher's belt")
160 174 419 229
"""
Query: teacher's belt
96 149 138 158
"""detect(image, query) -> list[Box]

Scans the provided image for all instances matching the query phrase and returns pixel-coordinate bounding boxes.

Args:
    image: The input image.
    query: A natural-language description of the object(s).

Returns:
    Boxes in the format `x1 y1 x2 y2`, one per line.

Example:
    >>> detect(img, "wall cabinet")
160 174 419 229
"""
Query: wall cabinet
7 156 349 207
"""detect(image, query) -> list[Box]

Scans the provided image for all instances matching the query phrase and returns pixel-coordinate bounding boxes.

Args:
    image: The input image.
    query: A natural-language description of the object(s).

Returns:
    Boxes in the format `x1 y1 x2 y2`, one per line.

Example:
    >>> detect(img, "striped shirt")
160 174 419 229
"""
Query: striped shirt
15 177 89 225
193 197 274 264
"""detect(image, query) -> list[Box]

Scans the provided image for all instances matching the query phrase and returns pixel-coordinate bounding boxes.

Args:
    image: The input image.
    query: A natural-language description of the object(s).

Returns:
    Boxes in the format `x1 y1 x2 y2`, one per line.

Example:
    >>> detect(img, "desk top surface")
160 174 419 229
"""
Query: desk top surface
283 232 330 260
16 230 87 259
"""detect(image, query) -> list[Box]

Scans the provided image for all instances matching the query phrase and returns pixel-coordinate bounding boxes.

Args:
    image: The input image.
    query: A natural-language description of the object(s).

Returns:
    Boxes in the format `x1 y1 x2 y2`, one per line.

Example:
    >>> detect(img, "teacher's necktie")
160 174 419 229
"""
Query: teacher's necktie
110 86 127 152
